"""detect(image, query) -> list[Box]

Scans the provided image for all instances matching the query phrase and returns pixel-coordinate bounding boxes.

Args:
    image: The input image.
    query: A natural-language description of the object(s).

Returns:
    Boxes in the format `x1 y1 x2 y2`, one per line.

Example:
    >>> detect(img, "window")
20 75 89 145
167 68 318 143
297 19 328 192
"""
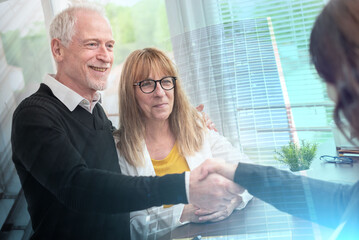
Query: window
166 0 333 165
0 0 52 237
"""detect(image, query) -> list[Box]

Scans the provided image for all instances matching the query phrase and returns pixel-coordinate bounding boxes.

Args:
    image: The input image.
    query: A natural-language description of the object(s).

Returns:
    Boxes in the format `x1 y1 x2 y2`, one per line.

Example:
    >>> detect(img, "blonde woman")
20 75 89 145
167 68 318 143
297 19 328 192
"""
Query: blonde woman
114 48 252 239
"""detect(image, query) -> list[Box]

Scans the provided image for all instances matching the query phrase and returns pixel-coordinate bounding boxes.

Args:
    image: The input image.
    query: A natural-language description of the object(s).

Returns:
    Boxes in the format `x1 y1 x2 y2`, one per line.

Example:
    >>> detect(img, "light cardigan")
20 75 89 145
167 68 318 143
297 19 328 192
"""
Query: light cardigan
117 130 253 239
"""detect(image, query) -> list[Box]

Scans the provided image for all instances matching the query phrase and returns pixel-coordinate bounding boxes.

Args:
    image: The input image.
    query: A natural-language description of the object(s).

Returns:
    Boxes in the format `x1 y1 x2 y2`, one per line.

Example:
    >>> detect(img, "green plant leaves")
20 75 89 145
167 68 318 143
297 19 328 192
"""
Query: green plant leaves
274 140 318 172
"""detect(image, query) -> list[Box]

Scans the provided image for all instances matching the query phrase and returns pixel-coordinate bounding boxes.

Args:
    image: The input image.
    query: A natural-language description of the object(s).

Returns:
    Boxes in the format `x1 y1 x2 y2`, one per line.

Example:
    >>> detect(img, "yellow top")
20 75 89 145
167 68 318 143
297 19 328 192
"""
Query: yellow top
151 143 189 208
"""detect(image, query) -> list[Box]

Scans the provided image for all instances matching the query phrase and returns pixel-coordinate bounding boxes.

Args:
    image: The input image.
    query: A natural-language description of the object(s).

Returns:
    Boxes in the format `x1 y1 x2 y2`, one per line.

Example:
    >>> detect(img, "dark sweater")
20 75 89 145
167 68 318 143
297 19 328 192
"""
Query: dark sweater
11 84 187 239
234 162 359 239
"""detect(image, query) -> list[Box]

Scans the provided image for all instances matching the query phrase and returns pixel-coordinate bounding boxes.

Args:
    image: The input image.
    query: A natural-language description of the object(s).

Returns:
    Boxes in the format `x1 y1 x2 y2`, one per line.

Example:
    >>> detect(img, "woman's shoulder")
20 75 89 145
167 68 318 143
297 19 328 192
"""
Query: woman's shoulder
114 138 155 176
114 137 138 175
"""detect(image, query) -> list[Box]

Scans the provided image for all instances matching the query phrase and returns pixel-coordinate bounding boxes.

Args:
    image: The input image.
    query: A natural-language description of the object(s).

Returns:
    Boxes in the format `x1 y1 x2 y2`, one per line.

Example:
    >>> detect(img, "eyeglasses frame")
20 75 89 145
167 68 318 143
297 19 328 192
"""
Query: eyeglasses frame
133 76 177 94
319 155 353 164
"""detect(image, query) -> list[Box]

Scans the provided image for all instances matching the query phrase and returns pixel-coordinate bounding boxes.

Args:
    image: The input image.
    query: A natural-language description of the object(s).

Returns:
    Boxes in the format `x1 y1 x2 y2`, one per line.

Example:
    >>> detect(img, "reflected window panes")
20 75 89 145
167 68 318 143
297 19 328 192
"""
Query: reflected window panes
0 0 52 237
166 0 335 166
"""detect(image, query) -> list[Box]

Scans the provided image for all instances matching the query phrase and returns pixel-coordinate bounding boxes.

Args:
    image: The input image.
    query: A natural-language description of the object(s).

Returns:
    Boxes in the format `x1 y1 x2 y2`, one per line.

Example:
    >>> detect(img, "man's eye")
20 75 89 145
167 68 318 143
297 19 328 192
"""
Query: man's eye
87 43 97 47
106 44 114 50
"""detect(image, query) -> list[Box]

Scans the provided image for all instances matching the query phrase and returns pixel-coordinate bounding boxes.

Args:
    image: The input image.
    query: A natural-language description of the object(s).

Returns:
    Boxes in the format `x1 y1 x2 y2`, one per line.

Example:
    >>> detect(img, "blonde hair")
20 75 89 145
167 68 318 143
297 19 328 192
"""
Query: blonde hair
114 48 205 166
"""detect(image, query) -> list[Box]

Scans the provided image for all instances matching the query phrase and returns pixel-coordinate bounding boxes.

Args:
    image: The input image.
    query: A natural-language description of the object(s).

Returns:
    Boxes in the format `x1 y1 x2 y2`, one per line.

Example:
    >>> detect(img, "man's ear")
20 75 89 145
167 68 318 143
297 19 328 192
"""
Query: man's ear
51 38 64 63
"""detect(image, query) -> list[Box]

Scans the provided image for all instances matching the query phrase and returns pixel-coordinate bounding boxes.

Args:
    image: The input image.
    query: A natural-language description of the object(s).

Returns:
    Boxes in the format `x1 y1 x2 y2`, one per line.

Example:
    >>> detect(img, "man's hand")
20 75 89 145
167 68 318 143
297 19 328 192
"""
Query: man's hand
189 165 242 211
196 104 218 132
198 158 238 181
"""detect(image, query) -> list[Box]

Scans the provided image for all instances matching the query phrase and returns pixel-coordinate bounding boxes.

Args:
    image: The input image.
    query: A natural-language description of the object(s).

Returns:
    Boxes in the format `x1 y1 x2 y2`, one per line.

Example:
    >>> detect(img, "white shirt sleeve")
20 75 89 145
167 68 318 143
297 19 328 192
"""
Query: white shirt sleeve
185 171 190 203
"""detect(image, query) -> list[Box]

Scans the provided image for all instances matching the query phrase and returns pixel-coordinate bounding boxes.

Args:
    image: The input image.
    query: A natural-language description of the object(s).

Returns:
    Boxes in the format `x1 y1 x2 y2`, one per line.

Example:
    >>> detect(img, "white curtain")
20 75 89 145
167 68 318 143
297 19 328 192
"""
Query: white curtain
165 0 242 146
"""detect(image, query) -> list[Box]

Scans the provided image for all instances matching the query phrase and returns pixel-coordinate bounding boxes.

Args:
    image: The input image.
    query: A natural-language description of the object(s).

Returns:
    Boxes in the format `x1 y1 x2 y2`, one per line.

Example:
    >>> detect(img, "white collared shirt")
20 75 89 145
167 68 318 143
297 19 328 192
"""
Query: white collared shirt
42 74 101 113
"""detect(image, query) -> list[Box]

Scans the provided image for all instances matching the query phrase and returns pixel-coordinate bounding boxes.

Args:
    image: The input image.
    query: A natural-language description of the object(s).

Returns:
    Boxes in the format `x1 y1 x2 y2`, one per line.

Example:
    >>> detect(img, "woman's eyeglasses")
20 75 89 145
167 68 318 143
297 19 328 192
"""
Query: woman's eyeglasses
133 76 176 94
320 155 353 164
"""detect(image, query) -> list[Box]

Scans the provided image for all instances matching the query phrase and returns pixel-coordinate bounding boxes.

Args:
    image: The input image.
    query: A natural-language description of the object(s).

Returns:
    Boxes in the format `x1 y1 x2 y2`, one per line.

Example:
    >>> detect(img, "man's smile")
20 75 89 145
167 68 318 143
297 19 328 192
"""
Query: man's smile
89 66 108 72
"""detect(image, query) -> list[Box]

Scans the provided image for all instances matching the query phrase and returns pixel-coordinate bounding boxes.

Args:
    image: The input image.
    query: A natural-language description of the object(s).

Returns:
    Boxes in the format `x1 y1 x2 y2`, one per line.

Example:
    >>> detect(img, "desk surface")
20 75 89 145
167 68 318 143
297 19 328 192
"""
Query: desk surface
163 198 330 240
160 139 359 240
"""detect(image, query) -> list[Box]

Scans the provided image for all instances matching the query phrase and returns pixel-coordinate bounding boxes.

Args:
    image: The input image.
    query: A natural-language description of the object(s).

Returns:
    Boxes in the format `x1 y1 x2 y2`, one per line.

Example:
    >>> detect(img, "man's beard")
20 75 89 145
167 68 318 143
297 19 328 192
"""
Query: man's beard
86 77 108 91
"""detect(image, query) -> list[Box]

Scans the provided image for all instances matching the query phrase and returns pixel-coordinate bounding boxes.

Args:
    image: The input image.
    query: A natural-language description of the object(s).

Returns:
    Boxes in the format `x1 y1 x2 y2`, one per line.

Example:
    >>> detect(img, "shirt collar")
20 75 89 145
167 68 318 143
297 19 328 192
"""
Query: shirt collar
43 74 102 113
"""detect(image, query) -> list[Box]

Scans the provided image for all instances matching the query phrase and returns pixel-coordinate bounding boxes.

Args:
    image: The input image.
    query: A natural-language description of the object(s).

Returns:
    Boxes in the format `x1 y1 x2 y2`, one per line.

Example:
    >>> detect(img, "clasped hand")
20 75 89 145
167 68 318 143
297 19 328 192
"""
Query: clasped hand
187 159 243 222
181 195 243 223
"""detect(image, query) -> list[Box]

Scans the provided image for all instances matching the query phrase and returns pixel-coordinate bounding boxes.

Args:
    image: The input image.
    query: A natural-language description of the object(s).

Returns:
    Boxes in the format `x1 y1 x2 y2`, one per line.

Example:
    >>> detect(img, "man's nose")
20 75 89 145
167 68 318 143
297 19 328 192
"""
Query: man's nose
97 45 112 63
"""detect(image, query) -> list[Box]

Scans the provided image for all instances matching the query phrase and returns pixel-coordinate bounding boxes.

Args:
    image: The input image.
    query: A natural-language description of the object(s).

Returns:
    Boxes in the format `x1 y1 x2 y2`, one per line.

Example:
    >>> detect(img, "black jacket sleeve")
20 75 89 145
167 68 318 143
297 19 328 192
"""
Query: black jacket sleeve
11 104 187 214
234 162 356 229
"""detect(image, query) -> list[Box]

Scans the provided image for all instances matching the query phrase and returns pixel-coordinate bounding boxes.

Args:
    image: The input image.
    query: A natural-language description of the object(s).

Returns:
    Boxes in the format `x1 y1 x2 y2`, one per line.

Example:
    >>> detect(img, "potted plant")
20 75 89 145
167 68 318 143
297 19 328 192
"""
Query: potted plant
274 140 318 172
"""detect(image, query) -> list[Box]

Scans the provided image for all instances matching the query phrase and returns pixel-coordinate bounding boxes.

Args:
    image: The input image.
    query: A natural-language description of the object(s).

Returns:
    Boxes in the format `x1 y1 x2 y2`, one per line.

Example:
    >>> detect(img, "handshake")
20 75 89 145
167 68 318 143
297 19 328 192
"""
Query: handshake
185 159 243 223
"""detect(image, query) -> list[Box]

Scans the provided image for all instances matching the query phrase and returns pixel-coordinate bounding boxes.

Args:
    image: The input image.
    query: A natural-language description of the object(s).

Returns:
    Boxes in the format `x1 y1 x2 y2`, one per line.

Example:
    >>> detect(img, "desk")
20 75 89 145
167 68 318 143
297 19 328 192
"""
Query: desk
162 198 331 240
160 139 359 240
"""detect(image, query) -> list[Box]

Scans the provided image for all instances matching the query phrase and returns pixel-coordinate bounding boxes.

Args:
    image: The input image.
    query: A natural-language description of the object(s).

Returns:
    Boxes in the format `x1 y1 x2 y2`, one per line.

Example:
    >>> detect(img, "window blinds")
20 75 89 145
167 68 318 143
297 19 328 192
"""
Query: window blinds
167 0 333 165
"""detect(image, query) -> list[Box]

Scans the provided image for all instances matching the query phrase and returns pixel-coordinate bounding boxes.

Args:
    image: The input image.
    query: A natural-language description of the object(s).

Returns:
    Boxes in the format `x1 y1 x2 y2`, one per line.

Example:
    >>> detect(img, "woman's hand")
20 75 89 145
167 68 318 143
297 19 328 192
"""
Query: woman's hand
180 204 204 223
194 195 243 222
180 195 243 224
196 104 218 132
